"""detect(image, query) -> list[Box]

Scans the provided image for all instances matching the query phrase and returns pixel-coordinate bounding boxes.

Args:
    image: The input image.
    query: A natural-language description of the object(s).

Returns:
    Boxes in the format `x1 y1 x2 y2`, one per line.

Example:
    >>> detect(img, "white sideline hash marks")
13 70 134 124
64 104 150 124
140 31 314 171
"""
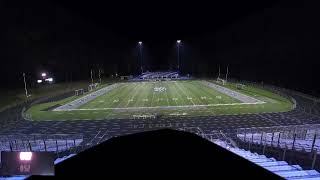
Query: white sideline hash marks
128 99 134 102
201 96 207 100
172 98 178 101
187 97 192 100
143 98 148 102
113 99 119 103
216 96 222 99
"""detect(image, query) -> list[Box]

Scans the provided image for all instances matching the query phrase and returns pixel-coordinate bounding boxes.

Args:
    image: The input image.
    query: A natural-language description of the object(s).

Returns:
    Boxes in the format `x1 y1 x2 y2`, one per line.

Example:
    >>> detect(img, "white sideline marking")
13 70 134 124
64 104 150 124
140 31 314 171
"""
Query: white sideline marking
53 83 120 111
59 101 265 111
201 80 265 104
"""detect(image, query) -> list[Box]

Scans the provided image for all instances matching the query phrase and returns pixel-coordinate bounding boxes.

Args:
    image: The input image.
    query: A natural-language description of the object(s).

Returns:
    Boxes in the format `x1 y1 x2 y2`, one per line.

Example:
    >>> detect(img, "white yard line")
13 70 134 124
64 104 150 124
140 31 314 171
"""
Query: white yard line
125 83 140 107
57 101 265 111
166 83 178 106
175 82 195 105
131 82 147 107
163 82 171 106
169 82 182 106
150 82 156 107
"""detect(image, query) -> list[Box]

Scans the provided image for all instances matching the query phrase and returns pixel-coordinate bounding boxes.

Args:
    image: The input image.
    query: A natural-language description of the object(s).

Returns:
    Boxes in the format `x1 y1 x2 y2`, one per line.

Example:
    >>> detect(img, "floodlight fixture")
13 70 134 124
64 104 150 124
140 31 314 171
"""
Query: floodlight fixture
177 40 181 44
138 41 142 45
41 73 47 77
37 80 42 83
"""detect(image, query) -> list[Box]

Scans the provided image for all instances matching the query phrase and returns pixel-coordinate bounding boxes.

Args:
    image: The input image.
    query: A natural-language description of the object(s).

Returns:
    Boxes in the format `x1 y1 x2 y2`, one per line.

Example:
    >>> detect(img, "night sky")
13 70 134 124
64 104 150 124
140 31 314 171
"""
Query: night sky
1 0 319 95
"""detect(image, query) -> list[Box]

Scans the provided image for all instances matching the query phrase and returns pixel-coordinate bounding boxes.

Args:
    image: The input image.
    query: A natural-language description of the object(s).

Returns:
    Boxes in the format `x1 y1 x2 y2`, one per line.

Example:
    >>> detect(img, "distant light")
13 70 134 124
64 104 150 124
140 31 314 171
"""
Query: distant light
19 152 32 161
41 73 46 77
177 40 181 44
37 80 42 83
138 41 142 45
45 78 53 82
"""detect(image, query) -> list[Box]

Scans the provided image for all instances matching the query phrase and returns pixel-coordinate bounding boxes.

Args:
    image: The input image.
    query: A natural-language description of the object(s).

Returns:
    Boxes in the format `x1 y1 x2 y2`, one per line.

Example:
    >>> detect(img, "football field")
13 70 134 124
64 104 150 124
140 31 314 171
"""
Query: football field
26 80 293 120
78 81 241 110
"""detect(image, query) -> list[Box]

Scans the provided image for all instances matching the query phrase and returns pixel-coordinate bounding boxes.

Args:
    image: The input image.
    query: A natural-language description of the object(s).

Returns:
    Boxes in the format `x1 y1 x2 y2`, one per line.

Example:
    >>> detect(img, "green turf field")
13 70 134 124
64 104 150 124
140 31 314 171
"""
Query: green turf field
26 80 294 120
79 81 241 109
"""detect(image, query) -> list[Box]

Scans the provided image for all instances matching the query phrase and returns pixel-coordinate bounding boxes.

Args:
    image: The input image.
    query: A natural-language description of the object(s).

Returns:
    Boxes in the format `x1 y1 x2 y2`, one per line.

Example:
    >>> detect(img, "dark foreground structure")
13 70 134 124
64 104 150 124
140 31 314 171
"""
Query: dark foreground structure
29 129 278 179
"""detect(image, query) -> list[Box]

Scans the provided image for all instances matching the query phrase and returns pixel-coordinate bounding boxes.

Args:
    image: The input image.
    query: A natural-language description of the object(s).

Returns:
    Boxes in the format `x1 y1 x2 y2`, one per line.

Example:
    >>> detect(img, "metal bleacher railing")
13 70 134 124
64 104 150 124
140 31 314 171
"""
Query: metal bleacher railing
236 124 320 153
178 127 237 148
235 124 320 170
0 134 83 158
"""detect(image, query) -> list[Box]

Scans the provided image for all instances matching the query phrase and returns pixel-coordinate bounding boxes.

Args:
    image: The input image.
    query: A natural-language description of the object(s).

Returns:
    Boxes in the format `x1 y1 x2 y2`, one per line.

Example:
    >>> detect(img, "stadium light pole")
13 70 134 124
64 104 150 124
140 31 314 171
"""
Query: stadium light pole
22 72 29 98
138 41 143 74
226 65 229 82
177 40 181 72
98 69 101 84
218 65 221 79
91 69 93 85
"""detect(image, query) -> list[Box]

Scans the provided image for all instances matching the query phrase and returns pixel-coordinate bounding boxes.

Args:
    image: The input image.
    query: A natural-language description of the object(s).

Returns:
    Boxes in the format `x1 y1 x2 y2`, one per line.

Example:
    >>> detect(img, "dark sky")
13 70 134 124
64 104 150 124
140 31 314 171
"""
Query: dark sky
1 0 319 95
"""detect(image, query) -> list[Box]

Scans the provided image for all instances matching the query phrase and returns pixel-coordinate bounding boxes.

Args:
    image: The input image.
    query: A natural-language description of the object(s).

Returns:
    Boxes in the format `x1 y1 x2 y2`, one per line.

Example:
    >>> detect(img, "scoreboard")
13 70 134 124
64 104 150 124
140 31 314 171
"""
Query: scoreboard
0 151 54 176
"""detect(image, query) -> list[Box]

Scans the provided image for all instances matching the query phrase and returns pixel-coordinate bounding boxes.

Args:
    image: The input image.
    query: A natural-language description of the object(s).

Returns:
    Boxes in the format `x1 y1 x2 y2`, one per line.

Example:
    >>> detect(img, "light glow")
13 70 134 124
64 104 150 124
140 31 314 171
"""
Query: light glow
177 40 181 44
138 41 142 45
37 80 42 83
45 78 53 82
19 152 32 161
41 73 46 77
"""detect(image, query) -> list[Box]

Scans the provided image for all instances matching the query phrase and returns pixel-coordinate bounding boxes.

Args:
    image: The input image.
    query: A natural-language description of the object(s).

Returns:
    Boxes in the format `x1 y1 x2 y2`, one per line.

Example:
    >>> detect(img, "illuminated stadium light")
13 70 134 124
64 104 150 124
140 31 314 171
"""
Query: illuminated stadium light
41 73 47 77
37 80 42 83
138 41 142 45
19 152 32 161
177 40 181 44
45 78 53 82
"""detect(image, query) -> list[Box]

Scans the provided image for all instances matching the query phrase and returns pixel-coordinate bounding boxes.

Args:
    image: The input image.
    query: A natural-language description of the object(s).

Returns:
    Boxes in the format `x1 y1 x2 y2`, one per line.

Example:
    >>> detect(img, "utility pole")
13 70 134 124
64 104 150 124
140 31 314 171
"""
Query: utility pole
218 65 221 79
91 69 93 85
23 73 28 98
226 66 229 81
98 69 102 84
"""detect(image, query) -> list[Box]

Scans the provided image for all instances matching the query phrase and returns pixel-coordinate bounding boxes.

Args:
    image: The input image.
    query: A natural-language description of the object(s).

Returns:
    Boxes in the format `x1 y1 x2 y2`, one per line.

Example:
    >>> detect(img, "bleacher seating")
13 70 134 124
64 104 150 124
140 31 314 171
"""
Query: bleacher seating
214 139 320 179
132 71 181 81
236 124 320 153
0 134 83 152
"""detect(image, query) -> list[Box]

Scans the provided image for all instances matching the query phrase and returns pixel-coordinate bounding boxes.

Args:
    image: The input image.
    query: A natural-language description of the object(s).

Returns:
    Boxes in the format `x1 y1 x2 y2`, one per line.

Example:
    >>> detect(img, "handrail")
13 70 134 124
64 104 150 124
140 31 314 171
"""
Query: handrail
240 136 320 152
237 124 320 133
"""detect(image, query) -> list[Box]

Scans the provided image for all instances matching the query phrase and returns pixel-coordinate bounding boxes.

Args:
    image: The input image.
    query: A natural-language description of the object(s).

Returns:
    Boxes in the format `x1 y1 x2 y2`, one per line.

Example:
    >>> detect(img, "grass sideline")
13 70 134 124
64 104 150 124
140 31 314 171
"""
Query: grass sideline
0 78 119 112
26 80 293 121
